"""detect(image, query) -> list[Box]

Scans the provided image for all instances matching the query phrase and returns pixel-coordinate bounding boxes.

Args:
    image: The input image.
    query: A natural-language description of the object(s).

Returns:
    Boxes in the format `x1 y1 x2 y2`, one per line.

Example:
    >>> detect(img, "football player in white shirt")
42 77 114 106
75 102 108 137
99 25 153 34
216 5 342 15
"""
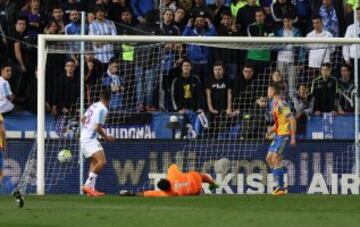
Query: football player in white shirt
80 90 115 197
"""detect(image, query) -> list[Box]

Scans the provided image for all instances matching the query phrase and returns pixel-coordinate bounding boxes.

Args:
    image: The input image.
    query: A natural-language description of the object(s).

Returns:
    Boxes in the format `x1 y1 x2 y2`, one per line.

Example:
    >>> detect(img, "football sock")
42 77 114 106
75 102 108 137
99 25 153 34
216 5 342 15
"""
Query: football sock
1 176 15 194
272 167 284 190
85 172 98 189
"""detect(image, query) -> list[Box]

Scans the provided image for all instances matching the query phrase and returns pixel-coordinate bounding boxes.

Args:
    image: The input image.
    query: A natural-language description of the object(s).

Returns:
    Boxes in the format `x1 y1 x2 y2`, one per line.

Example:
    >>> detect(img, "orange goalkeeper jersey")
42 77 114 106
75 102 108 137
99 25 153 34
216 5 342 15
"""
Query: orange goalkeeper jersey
144 164 202 197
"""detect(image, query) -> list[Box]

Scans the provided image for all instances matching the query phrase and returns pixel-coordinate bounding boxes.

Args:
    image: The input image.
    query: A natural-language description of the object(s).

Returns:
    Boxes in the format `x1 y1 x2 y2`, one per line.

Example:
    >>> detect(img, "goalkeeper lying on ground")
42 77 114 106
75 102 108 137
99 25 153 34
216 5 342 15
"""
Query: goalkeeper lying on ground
121 164 219 197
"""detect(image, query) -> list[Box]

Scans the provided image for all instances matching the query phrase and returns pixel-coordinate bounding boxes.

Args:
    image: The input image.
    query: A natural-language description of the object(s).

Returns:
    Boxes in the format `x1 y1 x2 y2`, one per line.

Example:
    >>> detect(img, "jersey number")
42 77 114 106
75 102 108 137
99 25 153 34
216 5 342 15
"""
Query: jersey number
84 109 94 127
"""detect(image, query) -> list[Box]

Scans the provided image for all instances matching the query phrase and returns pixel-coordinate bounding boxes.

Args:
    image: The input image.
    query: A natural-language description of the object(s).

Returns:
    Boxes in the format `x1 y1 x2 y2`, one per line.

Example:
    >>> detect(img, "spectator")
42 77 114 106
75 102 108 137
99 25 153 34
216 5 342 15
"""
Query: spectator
98 0 112 16
205 61 232 115
117 7 137 35
89 5 117 66
270 0 297 29
171 60 202 110
233 64 256 112
87 12 95 24
108 0 130 24
190 0 214 22
338 64 355 113
7 17 29 95
65 9 81 35
292 84 313 136
135 11 163 111
246 8 274 77
306 15 334 82
20 0 45 38
275 15 302 98
209 0 229 27
215 10 241 81
0 64 15 114
85 53 103 105
102 58 124 111
310 63 338 115
44 19 61 34
0 23 7 66
51 5 65 33
160 8 181 79
205 61 234 137
161 8 180 36
171 59 205 137
317 0 340 37
174 7 187 33
65 9 81 54
236 0 260 36
0 0 19 33
182 14 217 82
52 59 79 116
130 0 154 24
343 7 360 77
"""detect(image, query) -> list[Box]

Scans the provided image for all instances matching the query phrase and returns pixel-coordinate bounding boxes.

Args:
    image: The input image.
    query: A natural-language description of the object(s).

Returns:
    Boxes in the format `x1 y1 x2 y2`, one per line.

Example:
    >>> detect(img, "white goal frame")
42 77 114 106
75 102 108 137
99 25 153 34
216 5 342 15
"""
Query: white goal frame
37 35 360 195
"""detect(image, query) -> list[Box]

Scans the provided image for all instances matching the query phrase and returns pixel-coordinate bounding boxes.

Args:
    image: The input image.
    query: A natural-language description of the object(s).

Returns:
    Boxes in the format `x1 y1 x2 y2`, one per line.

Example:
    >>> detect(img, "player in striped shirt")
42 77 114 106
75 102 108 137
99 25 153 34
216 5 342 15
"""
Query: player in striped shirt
266 83 296 196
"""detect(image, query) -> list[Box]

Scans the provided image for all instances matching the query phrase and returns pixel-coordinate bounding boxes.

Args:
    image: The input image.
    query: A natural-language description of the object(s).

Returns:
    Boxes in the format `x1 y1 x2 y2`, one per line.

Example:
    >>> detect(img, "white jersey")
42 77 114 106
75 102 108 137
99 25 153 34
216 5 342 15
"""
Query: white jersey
0 76 14 113
80 101 108 141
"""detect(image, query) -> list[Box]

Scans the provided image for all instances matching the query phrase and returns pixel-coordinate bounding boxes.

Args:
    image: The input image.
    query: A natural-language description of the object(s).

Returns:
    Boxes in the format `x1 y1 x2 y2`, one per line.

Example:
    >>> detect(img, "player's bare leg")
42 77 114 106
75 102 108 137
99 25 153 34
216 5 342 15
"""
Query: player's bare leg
83 150 106 197
266 152 274 168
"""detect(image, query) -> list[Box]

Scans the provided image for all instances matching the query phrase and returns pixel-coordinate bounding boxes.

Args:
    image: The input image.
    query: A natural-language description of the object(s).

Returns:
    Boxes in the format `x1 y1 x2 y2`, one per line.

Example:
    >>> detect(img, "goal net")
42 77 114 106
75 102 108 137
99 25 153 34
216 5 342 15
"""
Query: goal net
18 35 359 195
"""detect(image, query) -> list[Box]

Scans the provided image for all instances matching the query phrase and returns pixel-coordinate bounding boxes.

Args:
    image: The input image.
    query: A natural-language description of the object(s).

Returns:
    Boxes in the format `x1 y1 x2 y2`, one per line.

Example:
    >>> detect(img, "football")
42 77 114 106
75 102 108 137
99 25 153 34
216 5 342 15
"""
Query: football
58 149 72 163
170 115 178 122
214 158 231 175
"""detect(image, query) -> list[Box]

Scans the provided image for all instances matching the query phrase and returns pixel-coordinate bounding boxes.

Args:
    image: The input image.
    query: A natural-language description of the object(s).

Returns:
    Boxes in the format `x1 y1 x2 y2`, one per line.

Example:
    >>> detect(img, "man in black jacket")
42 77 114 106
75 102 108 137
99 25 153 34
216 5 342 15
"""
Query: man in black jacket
236 0 260 36
171 59 203 113
52 59 80 116
311 63 339 115
171 59 206 138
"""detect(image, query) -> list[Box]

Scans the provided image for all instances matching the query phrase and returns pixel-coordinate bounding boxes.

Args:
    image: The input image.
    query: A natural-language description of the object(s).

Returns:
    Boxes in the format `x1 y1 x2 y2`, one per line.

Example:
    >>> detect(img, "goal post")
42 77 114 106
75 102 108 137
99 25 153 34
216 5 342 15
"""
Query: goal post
36 35 360 195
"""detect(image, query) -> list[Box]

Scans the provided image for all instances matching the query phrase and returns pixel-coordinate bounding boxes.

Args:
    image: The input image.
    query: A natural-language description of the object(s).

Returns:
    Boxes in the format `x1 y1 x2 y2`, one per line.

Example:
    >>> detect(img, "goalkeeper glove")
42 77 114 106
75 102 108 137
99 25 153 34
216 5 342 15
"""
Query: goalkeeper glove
208 183 220 191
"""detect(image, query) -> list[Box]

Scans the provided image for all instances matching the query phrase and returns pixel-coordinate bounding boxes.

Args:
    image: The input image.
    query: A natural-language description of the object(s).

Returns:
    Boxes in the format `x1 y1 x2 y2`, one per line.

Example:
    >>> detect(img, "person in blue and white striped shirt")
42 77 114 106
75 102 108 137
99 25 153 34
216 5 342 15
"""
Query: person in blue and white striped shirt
0 64 15 114
89 5 117 65
80 90 115 197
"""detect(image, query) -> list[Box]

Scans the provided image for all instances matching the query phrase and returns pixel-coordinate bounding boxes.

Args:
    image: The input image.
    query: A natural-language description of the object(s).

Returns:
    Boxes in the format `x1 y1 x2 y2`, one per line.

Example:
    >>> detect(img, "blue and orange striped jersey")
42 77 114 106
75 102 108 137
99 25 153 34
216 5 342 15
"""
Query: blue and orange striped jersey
272 99 293 136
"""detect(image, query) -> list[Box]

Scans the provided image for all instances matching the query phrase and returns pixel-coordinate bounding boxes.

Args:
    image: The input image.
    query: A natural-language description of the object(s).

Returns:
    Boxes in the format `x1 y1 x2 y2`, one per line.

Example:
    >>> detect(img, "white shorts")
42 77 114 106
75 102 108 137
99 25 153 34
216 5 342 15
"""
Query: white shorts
80 139 103 158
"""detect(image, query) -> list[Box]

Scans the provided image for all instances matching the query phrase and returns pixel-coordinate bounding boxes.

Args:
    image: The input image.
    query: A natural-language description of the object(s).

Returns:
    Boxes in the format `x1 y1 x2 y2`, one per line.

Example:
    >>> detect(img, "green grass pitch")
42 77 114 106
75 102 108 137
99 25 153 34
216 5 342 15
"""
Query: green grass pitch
1 195 360 227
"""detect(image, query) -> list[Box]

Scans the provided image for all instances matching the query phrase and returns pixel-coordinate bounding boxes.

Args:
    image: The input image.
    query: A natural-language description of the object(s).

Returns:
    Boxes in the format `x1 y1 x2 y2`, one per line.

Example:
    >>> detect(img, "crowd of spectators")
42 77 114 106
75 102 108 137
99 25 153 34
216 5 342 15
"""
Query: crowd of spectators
0 0 359 137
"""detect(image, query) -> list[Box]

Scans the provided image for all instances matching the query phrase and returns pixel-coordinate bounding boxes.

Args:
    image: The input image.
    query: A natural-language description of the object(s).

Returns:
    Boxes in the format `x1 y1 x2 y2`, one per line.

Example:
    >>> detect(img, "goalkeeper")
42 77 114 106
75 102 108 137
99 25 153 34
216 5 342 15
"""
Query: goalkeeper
121 164 218 197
